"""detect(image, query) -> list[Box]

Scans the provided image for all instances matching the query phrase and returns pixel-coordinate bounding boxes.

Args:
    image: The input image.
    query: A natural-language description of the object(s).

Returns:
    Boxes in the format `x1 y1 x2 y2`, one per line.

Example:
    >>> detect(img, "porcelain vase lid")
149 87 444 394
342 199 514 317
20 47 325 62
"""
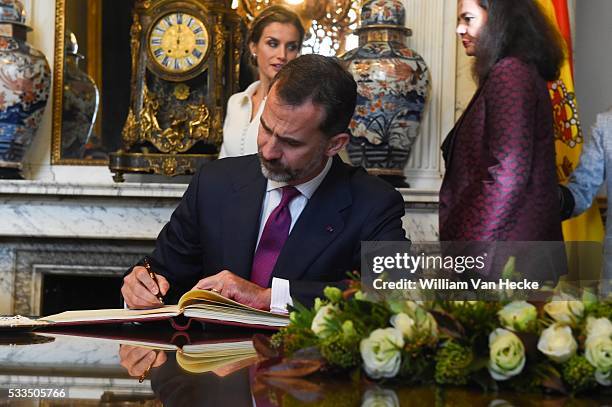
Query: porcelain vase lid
360 0 406 28
0 0 31 30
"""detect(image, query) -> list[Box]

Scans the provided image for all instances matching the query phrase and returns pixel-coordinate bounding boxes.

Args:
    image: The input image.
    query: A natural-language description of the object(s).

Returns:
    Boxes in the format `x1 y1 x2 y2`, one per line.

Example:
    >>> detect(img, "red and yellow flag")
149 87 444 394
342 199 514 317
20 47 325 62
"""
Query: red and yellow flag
538 0 604 244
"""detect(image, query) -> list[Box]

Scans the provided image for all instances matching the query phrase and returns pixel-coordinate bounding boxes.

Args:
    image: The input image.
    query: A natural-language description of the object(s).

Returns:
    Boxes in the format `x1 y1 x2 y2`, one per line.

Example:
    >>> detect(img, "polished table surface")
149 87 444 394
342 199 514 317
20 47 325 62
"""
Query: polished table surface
0 324 609 406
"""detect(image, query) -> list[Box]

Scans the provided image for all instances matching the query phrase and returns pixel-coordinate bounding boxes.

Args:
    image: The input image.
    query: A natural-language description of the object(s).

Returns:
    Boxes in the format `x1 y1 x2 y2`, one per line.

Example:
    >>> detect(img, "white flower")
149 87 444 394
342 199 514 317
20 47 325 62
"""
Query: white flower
594 370 611 387
361 388 400 407
498 301 537 332
537 324 577 363
585 334 612 386
310 304 337 338
585 317 612 339
543 295 584 327
488 328 526 381
360 328 404 379
390 313 415 340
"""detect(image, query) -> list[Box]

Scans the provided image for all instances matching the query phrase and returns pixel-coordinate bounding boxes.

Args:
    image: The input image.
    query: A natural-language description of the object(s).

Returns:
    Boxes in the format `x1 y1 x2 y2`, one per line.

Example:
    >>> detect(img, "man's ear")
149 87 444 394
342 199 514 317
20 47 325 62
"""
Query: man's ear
325 133 350 157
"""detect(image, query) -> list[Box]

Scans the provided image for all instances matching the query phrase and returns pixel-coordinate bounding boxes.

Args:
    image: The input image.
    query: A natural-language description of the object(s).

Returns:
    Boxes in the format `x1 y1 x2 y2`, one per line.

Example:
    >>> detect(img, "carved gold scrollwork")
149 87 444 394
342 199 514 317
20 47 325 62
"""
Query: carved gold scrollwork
121 108 138 149
232 27 242 92
213 15 225 146
146 155 195 177
124 83 212 153
129 13 141 84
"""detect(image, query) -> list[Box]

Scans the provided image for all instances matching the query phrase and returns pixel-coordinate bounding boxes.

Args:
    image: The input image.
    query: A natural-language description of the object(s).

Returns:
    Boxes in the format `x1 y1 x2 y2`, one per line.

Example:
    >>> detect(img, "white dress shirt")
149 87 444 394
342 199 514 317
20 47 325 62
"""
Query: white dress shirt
218 81 265 159
259 157 333 313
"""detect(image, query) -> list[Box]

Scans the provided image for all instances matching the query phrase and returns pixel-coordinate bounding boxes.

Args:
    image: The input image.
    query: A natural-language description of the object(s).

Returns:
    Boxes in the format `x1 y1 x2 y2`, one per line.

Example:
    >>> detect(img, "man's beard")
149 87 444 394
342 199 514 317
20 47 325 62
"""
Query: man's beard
258 145 326 183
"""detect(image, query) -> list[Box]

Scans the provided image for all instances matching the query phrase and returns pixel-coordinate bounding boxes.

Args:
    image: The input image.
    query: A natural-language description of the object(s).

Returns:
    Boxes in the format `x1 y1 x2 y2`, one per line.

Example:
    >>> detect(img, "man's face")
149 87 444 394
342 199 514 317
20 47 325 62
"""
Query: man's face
257 87 331 185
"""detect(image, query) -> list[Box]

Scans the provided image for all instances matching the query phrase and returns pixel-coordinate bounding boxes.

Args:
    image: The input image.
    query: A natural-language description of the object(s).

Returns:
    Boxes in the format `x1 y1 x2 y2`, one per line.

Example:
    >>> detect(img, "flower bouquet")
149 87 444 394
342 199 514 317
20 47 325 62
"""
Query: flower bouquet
253 284 611 397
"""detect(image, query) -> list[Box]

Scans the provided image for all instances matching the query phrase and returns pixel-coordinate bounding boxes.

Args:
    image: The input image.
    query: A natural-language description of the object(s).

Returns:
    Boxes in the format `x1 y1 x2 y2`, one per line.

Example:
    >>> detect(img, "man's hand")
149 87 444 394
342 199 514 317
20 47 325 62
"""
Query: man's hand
119 345 167 378
192 270 271 310
121 266 170 309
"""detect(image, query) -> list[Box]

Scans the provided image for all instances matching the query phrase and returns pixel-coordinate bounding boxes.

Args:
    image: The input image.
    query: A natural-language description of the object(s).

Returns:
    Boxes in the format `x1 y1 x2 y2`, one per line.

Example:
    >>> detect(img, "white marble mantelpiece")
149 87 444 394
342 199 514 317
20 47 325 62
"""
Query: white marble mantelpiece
0 180 184 240
0 180 439 241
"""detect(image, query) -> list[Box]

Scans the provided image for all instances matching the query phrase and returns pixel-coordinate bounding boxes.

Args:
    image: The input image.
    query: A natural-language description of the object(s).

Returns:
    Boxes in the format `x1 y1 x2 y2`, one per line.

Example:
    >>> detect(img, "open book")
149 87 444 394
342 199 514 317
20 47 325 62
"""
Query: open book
43 330 258 376
33 290 289 330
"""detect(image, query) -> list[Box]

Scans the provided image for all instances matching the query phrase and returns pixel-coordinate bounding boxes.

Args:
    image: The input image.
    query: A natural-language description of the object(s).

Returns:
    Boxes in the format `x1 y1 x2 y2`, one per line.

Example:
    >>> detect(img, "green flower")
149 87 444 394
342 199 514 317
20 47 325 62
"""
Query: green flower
488 328 525 381
498 301 537 332
324 286 343 303
434 341 473 385
320 332 360 369
562 355 597 393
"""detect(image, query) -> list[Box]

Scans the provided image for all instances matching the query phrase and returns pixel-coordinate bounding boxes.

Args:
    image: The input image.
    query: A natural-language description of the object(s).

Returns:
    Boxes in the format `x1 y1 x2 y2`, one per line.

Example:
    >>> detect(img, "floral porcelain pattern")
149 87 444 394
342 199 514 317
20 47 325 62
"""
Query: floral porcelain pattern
0 34 50 170
361 0 405 27
342 0 429 179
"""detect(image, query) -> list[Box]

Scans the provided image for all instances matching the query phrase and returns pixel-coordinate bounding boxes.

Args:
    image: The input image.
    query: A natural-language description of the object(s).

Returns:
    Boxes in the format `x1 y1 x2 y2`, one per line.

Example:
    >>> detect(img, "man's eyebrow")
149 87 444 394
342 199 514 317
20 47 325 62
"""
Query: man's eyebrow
260 116 272 133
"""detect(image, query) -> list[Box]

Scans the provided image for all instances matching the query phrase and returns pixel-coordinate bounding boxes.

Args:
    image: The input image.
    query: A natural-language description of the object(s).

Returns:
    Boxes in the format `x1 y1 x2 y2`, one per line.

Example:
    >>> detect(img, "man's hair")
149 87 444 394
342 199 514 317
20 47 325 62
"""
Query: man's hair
270 54 357 138
473 0 565 84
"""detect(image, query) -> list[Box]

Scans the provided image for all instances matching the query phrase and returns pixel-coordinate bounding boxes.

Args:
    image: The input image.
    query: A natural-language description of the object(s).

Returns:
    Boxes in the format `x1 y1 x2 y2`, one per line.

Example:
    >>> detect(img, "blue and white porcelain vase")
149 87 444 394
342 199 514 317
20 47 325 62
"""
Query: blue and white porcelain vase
341 0 429 187
62 31 100 159
0 0 51 178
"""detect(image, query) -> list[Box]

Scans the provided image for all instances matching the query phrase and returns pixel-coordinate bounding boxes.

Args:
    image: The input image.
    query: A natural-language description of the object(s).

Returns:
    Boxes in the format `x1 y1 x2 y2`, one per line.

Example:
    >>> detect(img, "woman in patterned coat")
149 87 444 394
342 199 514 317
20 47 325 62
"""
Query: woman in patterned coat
439 0 565 242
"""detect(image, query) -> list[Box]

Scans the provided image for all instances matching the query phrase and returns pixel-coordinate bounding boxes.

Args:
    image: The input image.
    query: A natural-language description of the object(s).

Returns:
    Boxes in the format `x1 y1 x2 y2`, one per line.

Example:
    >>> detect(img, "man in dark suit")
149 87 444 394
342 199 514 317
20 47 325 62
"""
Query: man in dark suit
121 55 406 311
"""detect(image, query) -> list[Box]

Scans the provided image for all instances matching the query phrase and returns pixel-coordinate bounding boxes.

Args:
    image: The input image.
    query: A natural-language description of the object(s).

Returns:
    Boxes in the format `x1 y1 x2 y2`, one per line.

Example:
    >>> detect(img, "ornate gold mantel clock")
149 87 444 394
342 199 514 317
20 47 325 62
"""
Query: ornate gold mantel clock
109 0 242 181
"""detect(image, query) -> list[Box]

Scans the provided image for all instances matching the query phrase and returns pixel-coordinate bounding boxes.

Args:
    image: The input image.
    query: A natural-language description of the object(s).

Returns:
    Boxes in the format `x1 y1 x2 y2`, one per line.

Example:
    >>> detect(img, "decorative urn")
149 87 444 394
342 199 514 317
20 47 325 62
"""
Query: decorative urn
62 31 100 159
341 0 429 187
0 0 51 178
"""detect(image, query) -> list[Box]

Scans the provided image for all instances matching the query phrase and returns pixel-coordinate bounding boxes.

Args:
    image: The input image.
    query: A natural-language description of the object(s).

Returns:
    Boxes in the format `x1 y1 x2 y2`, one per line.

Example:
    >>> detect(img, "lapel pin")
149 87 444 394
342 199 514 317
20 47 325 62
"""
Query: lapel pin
325 225 334 233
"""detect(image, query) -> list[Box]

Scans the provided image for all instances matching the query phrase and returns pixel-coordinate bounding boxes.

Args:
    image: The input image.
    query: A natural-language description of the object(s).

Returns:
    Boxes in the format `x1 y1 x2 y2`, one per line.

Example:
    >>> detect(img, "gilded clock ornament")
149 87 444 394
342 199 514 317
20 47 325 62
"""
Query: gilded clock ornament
109 0 242 181
147 11 210 79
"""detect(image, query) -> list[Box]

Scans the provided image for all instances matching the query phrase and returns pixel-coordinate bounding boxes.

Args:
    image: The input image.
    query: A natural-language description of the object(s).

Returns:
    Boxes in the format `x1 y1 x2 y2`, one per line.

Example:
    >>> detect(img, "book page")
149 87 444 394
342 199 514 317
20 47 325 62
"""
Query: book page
178 290 289 317
40 305 180 324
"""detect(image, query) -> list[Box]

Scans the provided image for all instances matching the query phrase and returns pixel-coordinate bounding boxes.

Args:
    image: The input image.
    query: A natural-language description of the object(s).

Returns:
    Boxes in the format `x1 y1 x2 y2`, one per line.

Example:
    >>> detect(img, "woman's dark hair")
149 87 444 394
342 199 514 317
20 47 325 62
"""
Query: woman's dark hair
473 0 565 83
248 5 305 51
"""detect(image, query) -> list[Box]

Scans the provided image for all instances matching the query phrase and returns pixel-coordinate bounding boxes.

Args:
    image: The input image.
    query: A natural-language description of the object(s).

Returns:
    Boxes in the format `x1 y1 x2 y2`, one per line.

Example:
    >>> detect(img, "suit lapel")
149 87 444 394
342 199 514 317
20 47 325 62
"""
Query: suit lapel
273 157 352 282
222 157 267 280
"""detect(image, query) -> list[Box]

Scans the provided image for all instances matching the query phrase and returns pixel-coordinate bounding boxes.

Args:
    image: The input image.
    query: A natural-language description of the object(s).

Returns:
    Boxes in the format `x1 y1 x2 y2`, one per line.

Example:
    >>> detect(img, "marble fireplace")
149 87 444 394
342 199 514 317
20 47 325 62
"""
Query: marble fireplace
0 181 438 316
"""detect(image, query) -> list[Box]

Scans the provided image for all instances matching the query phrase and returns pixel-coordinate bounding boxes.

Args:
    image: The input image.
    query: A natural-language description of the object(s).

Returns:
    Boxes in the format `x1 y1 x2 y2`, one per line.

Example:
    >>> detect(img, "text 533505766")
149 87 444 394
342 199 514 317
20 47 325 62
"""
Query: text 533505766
6 388 66 398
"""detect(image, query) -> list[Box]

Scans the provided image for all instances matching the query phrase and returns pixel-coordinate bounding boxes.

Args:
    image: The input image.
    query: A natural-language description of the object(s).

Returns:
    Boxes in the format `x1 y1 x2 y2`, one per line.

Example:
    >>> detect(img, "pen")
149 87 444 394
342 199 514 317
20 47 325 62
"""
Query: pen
138 350 157 383
143 257 164 305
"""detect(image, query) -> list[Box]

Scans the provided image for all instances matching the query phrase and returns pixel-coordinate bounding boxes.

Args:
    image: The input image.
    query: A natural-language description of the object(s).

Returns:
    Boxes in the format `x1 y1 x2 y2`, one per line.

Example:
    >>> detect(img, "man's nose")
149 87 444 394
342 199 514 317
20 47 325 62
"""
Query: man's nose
261 137 281 160
456 24 467 35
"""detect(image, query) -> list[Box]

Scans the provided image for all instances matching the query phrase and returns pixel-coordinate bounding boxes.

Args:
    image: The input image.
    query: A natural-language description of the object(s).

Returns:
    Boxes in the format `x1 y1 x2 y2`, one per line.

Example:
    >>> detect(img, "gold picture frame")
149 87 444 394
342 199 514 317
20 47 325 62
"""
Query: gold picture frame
51 0 106 165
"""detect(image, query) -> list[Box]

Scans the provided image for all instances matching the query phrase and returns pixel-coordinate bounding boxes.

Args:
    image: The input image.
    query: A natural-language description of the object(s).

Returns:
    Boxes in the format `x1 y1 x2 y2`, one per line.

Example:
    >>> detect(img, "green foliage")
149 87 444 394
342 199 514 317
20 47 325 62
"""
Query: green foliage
399 349 434 384
441 301 502 342
434 341 473 385
319 332 361 369
586 300 612 319
266 285 612 397
562 355 598 393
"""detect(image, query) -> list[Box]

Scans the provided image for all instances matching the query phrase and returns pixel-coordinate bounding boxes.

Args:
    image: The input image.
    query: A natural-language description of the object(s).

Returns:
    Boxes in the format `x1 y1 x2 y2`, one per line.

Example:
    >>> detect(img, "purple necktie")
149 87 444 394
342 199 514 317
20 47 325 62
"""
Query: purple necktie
250 186 301 287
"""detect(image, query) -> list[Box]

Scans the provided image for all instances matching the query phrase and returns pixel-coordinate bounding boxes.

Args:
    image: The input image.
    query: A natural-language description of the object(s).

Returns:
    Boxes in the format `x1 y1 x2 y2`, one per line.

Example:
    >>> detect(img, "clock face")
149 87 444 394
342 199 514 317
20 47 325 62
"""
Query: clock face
148 12 210 75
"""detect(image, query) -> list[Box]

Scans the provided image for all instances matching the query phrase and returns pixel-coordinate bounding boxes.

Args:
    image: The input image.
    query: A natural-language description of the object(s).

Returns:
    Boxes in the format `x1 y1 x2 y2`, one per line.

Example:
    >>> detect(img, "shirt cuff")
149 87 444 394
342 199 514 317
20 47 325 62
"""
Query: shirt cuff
270 277 293 314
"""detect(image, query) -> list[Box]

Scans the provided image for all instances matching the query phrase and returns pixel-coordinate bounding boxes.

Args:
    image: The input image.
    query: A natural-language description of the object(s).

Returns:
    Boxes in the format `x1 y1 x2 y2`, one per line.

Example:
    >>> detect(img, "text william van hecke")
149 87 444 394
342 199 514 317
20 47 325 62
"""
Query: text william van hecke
372 278 540 290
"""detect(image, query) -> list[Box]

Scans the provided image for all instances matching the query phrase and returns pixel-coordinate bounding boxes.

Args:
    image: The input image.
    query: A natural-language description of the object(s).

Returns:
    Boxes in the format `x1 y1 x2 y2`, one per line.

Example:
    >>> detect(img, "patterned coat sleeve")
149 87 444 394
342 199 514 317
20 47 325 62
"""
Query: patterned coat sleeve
460 60 538 239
